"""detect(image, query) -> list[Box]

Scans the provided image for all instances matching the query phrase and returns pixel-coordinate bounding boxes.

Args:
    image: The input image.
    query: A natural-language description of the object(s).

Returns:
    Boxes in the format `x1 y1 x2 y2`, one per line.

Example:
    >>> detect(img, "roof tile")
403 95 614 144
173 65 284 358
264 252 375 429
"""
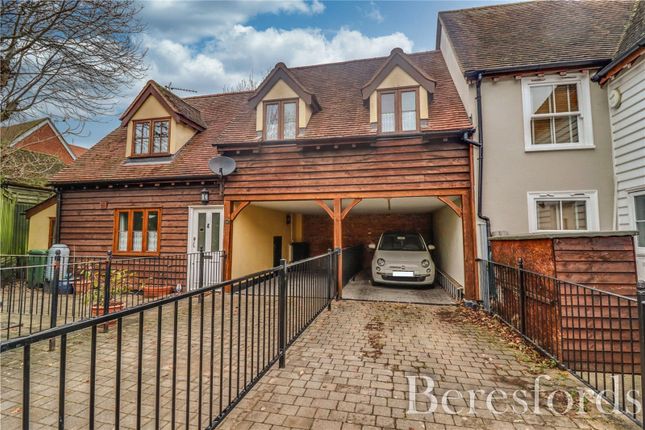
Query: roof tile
51 51 471 184
440 0 635 73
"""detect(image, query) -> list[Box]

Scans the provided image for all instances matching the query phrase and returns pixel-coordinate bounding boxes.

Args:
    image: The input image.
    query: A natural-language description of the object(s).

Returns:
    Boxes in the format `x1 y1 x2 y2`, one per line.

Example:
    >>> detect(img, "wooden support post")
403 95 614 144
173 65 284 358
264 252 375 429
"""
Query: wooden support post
222 200 250 284
222 200 233 282
461 190 478 300
333 198 343 297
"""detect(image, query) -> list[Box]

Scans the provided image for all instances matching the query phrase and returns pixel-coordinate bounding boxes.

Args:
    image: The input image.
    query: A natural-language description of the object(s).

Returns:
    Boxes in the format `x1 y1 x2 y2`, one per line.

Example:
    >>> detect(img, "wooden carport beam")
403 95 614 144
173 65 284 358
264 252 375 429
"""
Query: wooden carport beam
437 196 462 218
314 200 334 219
230 201 250 221
341 198 362 220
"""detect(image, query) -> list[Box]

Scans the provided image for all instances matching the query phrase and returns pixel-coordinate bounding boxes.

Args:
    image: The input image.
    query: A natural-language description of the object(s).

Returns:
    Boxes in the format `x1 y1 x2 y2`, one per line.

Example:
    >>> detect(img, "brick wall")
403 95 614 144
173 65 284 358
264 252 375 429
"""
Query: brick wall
302 213 432 268
14 122 74 165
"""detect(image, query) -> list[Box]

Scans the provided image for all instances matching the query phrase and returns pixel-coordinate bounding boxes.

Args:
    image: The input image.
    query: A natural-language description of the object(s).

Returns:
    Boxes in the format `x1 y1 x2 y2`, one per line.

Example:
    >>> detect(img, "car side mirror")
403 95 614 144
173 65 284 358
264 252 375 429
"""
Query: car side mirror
427 244 435 251
368 243 376 250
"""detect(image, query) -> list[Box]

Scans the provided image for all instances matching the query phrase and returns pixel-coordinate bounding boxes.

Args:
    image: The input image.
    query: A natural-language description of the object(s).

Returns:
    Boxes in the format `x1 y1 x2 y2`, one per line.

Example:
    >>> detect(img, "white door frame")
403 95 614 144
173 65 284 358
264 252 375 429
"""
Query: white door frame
187 205 225 289
628 189 645 281
187 205 224 253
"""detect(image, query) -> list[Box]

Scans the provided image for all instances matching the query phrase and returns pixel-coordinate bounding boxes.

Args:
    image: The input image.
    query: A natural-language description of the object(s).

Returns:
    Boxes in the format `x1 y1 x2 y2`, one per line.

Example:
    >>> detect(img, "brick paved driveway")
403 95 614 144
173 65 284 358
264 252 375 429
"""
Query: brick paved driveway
219 301 637 430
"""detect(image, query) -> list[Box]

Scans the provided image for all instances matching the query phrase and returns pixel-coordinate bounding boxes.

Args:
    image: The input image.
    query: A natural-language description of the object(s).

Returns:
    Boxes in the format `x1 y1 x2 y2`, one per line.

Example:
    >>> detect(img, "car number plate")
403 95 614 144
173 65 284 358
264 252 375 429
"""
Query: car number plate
393 271 414 277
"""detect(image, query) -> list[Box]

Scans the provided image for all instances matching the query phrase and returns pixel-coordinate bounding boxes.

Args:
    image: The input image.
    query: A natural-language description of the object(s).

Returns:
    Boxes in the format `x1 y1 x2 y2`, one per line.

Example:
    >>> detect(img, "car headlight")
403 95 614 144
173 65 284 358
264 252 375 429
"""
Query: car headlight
377 258 385 266
421 259 430 268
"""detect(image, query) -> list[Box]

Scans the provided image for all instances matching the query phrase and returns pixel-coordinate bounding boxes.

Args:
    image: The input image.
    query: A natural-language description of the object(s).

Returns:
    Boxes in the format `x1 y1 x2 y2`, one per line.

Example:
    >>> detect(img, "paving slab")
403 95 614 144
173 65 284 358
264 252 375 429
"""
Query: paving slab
219 300 638 430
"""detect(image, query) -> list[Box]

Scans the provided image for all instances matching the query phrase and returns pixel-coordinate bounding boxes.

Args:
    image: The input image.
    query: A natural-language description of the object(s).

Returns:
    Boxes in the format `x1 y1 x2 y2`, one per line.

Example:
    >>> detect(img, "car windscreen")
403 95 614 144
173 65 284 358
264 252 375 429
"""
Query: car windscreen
378 234 425 251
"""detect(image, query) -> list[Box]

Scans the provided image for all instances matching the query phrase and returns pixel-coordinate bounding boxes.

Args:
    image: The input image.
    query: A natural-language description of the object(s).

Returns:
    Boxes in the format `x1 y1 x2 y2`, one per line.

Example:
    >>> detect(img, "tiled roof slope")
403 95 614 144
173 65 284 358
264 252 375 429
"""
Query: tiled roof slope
51 91 251 184
0 118 48 146
615 0 645 57
215 50 471 144
51 50 471 184
68 144 88 158
439 0 635 74
150 81 207 129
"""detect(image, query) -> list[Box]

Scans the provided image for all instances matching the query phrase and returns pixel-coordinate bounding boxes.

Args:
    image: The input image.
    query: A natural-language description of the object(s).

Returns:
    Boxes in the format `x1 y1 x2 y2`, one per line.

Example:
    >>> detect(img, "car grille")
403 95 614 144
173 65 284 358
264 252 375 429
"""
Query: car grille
382 275 427 282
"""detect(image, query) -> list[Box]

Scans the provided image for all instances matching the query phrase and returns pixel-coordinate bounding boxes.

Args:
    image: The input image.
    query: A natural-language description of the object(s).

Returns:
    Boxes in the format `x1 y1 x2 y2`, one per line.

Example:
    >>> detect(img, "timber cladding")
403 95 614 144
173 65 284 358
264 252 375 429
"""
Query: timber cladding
490 235 638 295
490 234 639 373
59 184 222 256
221 139 471 199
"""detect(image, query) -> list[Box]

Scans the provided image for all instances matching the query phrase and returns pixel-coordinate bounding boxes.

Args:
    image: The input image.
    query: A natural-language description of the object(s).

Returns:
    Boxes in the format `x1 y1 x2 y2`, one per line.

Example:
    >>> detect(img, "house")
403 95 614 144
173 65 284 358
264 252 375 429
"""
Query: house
437 0 636 259
50 52 479 298
49 0 640 301
592 0 645 280
0 118 85 255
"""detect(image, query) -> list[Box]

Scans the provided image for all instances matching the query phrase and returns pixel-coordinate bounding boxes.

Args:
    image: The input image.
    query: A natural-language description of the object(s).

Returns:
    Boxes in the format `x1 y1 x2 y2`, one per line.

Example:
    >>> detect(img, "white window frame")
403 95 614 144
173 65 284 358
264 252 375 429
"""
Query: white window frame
629 189 645 254
521 73 594 152
527 190 599 233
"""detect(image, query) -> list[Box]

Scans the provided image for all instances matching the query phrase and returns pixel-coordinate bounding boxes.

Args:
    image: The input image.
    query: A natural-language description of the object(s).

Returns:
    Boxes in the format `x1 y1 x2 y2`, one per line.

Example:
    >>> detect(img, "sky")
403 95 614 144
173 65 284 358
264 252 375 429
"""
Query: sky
66 0 514 147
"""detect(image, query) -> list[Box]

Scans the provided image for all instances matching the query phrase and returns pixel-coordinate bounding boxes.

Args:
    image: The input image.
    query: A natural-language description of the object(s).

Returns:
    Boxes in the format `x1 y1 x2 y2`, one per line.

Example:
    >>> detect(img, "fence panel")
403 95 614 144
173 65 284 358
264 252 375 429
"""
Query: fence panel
0 251 225 341
0 250 338 429
480 259 642 426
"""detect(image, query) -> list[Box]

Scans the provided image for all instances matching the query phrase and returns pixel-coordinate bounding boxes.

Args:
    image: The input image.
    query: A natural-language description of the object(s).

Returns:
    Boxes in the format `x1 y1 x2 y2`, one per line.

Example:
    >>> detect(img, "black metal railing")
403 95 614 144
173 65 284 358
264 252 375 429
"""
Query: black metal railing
0 250 224 341
479 259 644 427
0 249 339 429
341 245 363 287
436 269 464 301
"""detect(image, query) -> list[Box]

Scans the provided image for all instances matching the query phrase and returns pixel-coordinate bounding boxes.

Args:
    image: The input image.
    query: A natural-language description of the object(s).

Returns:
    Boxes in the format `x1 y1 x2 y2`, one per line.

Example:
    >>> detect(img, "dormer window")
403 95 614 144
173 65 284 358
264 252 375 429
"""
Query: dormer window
264 100 297 141
378 88 418 133
133 119 170 156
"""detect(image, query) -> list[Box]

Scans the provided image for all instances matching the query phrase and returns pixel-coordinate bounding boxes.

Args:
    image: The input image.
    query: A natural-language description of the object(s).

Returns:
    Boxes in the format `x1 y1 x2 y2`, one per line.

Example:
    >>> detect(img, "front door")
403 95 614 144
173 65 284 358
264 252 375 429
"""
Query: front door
188 207 224 289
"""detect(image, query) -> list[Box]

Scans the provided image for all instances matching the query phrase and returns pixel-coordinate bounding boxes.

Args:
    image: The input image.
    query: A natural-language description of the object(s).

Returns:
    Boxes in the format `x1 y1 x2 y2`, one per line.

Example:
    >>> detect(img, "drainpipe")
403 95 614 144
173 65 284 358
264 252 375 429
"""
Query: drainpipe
54 188 62 245
474 73 492 260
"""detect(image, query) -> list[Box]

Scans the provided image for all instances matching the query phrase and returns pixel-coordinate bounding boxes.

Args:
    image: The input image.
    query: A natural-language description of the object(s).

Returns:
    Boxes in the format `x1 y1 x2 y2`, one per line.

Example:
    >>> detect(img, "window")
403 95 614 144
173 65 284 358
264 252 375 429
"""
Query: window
378 88 418 133
522 74 593 151
634 194 645 249
378 233 425 251
113 209 161 254
132 119 170 156
264 100 298 141
527 191 598 232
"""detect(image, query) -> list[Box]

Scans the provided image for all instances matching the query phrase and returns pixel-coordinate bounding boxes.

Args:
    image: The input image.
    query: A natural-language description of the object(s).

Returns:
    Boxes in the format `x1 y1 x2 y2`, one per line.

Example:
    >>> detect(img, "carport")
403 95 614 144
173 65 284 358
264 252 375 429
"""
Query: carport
224 195 469 303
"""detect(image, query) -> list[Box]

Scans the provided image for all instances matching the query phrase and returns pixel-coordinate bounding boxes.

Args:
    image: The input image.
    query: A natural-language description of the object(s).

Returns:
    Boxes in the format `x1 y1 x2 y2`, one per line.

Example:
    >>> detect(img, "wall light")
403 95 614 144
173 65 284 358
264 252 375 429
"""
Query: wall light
200 188 209 205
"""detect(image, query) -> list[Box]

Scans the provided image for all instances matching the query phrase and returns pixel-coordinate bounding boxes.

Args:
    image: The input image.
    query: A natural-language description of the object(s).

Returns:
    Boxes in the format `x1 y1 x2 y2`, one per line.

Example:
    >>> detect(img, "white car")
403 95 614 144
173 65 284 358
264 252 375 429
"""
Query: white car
369 232 436 286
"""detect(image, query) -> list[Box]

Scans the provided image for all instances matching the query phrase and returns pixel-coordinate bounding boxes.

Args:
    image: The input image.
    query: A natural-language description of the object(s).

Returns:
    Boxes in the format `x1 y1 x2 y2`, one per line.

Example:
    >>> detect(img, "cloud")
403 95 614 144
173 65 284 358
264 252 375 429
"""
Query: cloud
133 25 413 101
140 0 326 43
71 0 416 146
365 1 384 23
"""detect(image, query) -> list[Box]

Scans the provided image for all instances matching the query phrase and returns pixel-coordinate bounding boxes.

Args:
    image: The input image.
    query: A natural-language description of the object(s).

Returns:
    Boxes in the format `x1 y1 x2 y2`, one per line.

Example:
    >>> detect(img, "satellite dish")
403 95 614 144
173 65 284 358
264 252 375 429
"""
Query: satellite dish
208 155 236 196
208 155 236 177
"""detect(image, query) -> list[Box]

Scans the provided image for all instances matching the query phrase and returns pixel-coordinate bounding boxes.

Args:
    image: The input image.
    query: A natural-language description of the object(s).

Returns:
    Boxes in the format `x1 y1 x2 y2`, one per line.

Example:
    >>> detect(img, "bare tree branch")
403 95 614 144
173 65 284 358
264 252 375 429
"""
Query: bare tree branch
0 0 147 126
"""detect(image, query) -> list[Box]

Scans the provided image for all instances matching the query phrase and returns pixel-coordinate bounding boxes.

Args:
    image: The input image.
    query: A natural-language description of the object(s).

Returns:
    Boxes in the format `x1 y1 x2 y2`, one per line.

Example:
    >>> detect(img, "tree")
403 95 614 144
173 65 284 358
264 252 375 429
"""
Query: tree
0 0 147 125
222 68 272 93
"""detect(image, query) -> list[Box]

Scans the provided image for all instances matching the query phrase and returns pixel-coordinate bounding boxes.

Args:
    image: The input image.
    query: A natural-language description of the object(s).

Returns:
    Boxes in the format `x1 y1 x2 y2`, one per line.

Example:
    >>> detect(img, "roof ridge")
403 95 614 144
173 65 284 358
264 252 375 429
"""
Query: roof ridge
0 117 48 131
183 89 255 100
438 0 550 15
613 0 643 55
288 49 439 71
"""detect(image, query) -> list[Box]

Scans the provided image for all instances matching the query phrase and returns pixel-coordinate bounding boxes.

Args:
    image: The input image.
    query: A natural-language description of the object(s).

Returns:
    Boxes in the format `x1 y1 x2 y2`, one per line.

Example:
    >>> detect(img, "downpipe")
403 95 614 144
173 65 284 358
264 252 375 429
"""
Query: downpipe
461 73 493 309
